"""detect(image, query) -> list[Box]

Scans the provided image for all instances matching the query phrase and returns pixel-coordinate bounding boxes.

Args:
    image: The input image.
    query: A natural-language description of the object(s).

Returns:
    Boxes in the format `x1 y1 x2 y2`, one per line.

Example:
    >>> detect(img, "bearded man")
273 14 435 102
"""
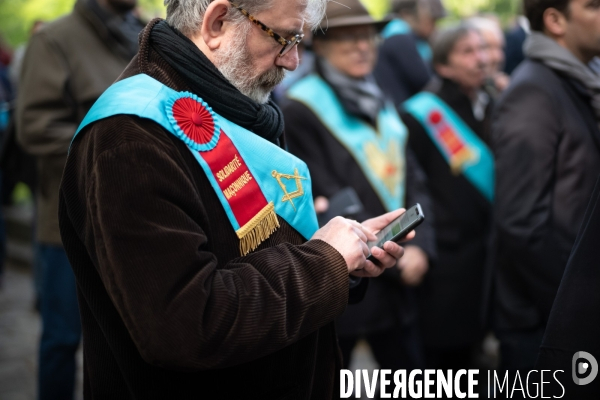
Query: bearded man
58 0 409 399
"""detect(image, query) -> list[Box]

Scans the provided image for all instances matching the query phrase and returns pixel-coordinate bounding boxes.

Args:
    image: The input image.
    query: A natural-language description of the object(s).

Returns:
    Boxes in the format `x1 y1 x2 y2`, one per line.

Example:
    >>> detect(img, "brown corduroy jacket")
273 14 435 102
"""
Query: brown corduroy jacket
16 0 138 245
58 21 353 399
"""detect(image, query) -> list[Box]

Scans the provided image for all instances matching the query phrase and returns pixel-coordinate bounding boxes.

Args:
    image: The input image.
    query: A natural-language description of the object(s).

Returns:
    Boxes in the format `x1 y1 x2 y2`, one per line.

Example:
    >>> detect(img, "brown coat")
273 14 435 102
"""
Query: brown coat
16 0 137 244
58 22 351 399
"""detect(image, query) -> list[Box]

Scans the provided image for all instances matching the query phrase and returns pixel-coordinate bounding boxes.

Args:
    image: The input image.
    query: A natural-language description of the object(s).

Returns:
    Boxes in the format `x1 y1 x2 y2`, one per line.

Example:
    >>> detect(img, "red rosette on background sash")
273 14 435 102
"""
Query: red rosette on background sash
429 110 442 125
166 92 220 151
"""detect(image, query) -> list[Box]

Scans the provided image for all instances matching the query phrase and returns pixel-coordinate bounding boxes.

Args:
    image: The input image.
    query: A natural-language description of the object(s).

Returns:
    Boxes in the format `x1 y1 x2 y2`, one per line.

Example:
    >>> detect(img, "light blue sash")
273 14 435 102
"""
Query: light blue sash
403 92 494 202
287 74 407 212
73 74 319 244
381 18 411 38
381 19 432 63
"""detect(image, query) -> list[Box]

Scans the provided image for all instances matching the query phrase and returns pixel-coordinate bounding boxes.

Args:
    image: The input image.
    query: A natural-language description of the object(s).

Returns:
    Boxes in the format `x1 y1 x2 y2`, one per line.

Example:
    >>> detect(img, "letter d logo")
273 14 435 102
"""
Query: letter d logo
572 351 598 385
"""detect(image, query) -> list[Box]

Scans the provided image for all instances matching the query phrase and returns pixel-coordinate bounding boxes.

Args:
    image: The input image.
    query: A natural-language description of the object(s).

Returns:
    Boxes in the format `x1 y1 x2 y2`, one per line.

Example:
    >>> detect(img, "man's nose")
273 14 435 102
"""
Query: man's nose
275 46 300 71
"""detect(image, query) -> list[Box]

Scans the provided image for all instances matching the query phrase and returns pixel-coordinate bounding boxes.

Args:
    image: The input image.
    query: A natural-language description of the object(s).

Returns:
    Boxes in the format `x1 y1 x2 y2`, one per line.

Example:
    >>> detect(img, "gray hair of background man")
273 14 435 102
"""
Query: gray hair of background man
392 0 446 19
431 24 478 66
391 0 417 14
164 0 328 38
466 16 503 44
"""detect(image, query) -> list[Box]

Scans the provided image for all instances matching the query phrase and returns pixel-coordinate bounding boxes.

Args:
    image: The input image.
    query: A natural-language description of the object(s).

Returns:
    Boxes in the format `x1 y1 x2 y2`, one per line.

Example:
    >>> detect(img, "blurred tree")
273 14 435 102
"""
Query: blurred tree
0 0 75 47
0 0 166 48
137 0 166 20
443 0 522 24
360 0 391 20
0 0 523 48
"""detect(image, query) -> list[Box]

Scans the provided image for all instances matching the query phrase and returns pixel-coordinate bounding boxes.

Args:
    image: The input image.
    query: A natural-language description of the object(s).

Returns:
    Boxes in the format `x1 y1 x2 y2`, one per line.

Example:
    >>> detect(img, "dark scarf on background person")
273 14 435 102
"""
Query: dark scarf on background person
149 20 284 144
524 31 600 127
86 0 144 60
317 57 385 126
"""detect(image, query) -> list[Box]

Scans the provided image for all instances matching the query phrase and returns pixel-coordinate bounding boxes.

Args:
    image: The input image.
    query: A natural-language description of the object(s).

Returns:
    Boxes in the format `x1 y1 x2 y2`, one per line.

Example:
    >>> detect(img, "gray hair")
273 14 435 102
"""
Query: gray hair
431 24 479 66
164 0 328 37
466 16 503 44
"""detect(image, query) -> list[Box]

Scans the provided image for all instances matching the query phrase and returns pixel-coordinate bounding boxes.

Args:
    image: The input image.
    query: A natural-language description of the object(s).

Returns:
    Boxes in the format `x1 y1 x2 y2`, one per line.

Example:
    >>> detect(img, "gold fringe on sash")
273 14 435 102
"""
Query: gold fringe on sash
236 202 280 256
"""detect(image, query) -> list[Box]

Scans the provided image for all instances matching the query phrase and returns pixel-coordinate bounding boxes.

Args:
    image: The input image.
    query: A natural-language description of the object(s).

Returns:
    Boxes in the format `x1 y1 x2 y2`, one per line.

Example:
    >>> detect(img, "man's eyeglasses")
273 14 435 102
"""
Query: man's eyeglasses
229 1 304 57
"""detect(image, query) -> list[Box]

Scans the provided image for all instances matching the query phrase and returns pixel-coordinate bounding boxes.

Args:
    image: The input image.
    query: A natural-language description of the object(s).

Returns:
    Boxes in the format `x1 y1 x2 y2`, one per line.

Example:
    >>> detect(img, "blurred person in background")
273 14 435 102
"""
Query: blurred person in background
504 15 530 74
0 37 12 68
400 24 494 374
468 15 511 96
8 20 45 93
492 0 600 373
0 36 12 288
283 0 436 379
591 56 600 72
383 0 446 65
15 0 144 398
374 0 446 105
374 0 429 106
1 20 44 307
535 175 600 398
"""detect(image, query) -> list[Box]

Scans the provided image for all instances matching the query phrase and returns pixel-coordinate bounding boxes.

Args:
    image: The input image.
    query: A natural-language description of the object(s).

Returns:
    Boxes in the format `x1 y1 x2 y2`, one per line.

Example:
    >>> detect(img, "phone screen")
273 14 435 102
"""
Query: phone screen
367 205 423 250
367 213 409 249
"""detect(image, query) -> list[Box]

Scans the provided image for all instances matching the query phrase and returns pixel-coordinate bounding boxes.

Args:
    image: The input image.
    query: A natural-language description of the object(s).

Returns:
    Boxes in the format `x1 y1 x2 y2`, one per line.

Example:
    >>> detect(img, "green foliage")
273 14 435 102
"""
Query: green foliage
360 0 392 20
0 0 167 47
0 0 76 46
137 0 166 20
0 0 523 48
361 0 523 26
444 0 522 24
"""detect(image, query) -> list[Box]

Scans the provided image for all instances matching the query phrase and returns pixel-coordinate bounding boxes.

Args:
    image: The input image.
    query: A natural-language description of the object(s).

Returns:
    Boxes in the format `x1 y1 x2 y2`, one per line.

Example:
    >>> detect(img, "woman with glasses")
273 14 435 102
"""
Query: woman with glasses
283 0 436 379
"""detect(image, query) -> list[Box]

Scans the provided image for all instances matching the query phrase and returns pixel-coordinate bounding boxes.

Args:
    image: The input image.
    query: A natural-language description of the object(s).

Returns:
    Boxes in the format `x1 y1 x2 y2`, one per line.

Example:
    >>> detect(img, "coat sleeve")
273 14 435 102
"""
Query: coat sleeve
491 82 566 306
16 31 77 157
62 134 350 371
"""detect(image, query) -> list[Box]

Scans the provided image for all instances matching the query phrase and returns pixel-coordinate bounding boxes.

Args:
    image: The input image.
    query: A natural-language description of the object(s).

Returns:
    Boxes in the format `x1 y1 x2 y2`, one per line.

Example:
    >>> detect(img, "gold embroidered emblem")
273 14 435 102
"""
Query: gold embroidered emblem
364 139 403 194
271 168 307 211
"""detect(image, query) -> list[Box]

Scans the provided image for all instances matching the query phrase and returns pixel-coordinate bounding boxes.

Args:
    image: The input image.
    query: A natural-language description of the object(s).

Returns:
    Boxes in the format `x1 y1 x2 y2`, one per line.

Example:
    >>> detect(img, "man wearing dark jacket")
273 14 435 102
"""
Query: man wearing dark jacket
492 0 600 372
374 0 446 106
16 0 143 398
536 175 600 398
401 24 494 371
58 0 409 398
283 0 436 375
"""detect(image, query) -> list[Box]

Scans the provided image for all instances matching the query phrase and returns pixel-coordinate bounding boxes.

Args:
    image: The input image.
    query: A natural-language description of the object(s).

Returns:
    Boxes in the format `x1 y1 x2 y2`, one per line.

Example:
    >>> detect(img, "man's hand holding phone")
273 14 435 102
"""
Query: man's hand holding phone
311 208 416 278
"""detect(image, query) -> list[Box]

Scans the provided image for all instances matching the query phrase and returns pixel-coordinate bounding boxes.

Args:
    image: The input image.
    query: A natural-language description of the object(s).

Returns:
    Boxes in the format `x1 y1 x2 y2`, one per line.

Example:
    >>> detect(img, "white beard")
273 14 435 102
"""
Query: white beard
214 28 287 104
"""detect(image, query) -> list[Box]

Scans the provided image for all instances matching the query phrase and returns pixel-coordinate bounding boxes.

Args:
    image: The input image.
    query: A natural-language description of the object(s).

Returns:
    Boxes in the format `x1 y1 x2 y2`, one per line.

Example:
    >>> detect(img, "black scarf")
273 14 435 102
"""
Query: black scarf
150 21 284 144
317 58 384 126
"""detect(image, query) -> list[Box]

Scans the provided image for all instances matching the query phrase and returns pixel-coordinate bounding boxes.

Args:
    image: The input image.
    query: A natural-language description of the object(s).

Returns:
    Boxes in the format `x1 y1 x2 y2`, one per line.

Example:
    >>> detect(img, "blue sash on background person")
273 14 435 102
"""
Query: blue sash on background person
381 18 411 37
73 74 319 255
288 74 407 212
404 92 494 202
381 19 432 64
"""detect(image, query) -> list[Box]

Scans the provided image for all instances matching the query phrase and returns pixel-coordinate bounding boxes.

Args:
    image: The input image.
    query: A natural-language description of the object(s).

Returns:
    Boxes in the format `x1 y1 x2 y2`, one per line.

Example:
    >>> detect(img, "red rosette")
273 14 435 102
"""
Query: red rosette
167 93 220 151
429 110 442 125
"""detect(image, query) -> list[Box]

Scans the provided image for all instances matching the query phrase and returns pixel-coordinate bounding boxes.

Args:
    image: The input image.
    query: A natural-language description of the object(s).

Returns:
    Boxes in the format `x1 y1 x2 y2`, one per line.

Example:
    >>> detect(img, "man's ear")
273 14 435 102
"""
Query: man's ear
200 0 231 51
542 7 568 39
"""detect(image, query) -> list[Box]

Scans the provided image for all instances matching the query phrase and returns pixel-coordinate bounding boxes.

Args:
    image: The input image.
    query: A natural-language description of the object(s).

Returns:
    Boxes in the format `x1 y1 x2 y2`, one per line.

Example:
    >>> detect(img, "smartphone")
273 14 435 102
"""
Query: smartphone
366 204 425 262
